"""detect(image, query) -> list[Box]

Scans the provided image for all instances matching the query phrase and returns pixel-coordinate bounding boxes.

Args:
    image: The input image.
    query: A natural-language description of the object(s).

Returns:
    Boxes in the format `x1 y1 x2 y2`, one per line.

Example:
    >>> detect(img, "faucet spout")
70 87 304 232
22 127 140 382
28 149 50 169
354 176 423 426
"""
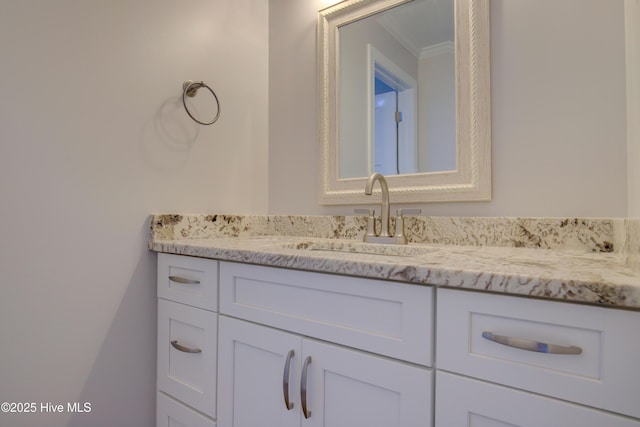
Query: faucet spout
364 173 391 237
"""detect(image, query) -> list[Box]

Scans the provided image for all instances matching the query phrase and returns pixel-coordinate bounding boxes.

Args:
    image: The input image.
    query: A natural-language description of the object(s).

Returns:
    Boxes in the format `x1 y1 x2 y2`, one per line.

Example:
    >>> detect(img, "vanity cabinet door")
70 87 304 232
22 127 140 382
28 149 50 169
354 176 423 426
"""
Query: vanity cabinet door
435 371 640 427
302 339 433 427
217 316 301 427
218 316 433 427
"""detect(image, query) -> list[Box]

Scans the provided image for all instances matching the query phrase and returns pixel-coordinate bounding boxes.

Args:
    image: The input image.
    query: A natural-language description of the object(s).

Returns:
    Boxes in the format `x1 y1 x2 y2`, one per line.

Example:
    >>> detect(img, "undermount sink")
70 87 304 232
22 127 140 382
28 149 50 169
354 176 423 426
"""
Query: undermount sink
282 240 437 257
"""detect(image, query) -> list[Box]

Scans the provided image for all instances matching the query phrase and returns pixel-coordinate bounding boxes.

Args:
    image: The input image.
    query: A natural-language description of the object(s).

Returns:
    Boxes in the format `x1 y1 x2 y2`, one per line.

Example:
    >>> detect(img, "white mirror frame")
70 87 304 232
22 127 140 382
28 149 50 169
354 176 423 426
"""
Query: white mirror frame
318 0 491 204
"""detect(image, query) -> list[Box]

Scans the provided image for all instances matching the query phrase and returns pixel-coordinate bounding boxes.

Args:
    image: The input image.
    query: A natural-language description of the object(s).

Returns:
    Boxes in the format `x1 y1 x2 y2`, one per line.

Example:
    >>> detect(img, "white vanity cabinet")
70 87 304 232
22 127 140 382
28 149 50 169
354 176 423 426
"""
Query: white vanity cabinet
154 252 640 427
436 288 640 426
156 254 219 427
217 261 434 427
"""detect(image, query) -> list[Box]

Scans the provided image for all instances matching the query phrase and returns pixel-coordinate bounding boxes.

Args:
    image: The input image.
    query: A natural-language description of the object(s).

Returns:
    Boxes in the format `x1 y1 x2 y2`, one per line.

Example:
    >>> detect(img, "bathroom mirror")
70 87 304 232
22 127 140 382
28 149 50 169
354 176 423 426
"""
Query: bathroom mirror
318 0 491 204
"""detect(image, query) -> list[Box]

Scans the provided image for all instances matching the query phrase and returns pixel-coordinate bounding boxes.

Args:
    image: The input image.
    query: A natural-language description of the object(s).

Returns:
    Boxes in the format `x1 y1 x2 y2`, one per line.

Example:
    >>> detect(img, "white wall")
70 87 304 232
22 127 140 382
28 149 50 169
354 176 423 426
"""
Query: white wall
0 1 268 426
269 0 628 217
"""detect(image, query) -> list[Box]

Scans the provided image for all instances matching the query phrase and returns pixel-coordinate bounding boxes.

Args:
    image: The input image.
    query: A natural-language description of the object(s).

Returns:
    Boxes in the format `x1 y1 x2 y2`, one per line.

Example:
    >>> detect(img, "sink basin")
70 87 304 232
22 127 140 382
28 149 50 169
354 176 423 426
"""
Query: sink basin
282 240 437 257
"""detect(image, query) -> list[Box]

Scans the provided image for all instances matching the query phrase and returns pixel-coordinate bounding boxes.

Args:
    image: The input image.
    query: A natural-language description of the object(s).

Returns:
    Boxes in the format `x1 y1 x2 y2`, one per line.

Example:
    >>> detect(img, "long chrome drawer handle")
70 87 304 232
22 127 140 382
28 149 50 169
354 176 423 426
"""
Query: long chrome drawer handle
482 331 582 355
168 275 200 285
283 350 295 410
301 356 312 419
170 340 202 354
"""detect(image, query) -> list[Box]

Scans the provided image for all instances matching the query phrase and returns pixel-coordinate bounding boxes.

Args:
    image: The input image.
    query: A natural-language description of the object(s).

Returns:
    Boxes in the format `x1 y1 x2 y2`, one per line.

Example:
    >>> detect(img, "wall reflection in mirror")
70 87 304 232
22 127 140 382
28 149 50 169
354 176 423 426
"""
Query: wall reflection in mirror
339 0 455 178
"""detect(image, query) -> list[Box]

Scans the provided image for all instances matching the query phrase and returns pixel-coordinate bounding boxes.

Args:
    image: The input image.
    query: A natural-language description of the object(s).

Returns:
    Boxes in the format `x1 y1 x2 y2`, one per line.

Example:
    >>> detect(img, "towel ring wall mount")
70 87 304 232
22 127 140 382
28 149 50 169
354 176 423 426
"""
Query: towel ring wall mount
182 80 221 125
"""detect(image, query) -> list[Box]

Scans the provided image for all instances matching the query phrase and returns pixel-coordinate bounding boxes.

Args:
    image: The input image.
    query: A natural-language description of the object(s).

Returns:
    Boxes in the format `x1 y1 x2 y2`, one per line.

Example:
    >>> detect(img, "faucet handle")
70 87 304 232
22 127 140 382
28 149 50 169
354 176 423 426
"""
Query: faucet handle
355 209 377 240
395 208 422 217
393 208 421 245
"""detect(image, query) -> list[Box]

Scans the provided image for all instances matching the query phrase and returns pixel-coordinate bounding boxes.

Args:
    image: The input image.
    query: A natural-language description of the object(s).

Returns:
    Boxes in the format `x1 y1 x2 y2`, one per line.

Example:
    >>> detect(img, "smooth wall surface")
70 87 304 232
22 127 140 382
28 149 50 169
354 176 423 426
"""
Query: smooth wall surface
269 0 628 217
0 1 268 426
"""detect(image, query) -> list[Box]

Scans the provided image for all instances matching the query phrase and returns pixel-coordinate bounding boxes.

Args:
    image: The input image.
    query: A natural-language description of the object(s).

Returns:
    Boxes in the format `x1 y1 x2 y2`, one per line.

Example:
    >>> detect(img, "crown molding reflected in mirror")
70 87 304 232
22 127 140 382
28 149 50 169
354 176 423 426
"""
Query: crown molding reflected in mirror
318 0 491 204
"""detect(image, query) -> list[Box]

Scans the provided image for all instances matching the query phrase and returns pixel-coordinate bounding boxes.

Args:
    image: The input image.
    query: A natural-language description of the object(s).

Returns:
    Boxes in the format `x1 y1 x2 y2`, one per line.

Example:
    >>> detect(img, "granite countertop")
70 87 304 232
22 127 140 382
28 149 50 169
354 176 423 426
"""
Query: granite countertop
150 231 640 311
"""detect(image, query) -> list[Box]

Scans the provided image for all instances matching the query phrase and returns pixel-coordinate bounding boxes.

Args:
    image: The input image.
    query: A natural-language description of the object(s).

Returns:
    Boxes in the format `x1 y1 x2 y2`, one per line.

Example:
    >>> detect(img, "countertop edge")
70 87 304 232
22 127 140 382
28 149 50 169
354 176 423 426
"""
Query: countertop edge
149 237 640 311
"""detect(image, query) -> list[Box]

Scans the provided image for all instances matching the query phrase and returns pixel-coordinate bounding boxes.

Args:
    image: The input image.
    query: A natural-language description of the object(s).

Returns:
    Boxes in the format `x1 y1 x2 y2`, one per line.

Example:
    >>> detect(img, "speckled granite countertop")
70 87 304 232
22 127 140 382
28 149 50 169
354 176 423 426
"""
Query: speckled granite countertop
149 214 640 310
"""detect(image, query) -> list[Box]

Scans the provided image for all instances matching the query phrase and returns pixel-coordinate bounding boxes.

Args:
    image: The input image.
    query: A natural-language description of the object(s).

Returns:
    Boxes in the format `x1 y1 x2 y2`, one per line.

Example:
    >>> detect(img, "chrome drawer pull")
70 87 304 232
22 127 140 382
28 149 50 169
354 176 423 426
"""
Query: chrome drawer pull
301 356 312 419
283 350 295 410
482 331 582 355
170 340 202 354
169 275 201 285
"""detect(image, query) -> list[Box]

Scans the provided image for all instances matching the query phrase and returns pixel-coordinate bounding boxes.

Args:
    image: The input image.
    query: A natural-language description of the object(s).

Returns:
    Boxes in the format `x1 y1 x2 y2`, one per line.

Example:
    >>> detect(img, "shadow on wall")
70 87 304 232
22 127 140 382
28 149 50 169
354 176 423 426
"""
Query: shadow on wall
139 96 201 175
68 224 158 427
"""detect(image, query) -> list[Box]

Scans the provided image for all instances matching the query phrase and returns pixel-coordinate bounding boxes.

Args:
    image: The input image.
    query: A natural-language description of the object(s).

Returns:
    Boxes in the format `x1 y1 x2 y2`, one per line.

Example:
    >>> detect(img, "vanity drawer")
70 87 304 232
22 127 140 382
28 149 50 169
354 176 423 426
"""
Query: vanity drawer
157 392 216 427
158 253 218 311
219 261 433 366
436 288 640 419
435 371 640 427
157 299 217 418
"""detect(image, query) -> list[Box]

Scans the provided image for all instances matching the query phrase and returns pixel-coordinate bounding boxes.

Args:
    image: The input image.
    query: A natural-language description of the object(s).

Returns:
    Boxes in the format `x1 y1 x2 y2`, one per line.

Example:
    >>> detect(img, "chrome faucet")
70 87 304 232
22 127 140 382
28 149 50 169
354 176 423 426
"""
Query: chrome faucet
364 173 392 238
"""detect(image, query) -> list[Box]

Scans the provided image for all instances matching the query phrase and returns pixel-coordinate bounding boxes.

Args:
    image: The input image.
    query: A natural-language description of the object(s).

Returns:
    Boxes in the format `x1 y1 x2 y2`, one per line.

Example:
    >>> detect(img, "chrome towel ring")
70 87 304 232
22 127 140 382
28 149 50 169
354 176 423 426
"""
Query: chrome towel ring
182 80 221 125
